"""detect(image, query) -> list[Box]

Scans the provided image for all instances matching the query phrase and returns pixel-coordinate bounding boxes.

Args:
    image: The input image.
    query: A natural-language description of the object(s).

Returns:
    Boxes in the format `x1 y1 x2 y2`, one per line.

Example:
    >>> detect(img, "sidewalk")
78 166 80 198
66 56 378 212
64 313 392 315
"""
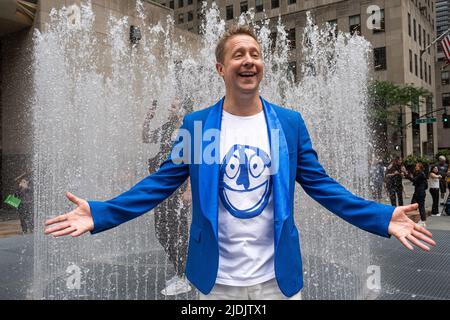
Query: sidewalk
373 179 450 300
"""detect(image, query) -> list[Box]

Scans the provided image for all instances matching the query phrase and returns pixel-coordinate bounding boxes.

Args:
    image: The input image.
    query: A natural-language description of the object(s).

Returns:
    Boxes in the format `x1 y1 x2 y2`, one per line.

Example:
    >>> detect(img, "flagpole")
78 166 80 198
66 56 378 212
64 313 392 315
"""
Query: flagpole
420 26 450 57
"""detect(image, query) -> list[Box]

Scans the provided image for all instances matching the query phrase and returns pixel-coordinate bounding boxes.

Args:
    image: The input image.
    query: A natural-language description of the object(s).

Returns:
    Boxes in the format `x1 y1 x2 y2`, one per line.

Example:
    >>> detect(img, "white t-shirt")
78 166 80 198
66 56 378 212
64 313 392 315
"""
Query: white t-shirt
215 109 275 286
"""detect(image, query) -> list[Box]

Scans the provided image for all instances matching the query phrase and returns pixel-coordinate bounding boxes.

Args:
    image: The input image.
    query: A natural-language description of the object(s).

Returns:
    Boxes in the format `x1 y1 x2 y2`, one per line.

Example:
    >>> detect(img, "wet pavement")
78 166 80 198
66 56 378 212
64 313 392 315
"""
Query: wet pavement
0 180 449 300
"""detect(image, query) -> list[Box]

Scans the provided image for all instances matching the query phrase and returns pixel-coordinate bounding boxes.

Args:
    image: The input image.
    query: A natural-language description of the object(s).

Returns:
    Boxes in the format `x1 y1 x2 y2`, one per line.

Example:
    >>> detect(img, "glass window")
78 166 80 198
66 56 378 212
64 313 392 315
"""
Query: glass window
413 19 416 41
288 0 296 4
188 0 193 5
415 54 418 76
349 15 361 35
256 0 263 12
188 11 193 21
442 93 450 106
272 0 280 9
178 0 183 8
240 1 248 14
226 5 233 20
408 13 411 36
409 49 413 73
374 47 387 70
178 13 184 24
170 1 174 9
442 71 449 85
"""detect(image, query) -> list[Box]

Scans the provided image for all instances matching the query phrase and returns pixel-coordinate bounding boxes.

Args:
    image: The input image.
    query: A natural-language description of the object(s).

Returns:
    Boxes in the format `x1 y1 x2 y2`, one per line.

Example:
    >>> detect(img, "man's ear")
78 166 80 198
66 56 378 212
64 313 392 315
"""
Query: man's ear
216 62 224 77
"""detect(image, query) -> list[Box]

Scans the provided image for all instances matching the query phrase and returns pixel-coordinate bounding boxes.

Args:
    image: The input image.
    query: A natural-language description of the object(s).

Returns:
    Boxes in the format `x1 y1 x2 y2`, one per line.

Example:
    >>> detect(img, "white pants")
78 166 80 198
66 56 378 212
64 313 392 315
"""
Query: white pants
198 278 302 300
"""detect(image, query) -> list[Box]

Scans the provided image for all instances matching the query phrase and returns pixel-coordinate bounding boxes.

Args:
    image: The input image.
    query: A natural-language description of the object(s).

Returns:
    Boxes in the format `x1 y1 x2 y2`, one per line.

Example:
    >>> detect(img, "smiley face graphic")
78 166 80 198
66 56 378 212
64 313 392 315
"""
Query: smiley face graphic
219 144 272 219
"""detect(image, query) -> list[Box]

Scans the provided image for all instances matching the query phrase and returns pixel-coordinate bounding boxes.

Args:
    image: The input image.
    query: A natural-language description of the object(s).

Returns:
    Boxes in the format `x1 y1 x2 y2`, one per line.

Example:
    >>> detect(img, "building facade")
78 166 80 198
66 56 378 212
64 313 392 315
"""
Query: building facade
435 0 450 150
158 0 440 158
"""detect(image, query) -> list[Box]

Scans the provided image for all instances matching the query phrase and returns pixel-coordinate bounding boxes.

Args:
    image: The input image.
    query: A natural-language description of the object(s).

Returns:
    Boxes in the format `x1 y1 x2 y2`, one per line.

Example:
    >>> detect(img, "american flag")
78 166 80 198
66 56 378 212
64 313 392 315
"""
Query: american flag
441 34 450 62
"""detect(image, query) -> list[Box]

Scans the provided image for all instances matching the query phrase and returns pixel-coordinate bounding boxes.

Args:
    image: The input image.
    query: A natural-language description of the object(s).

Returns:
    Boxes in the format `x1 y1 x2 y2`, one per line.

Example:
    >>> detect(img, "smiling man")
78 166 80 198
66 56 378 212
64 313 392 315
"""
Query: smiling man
44 25 435 300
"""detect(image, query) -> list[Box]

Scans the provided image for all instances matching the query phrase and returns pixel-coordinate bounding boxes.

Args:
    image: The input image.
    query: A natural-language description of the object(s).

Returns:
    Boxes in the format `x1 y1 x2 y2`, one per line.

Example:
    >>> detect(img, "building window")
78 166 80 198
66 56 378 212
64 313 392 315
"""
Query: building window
288 0 296 4
373 8 385 33
429 65 432 85
442 93 450 107
409 49 413 73
423 29 426 49
178 13 184 24
428 34 430 54
442 71 449 85
418 24 421 46
424 61 427 81
170 1 174 9
413 19 416 41
420 57 423 79
178 0 183 8
188 0 193 4
374 47 386 70
349 15 361 35
288 28 296 49
226 5 233 20
188 11 193 21
408 13 411 36
272 0 280 9
415 54 418 76
240 1 248 14
256 0 263 12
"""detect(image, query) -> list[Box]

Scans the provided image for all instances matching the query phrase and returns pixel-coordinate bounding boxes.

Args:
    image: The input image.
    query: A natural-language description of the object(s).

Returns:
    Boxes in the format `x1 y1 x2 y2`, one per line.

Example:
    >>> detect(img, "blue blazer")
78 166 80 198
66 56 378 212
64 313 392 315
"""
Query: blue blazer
88 96 395 297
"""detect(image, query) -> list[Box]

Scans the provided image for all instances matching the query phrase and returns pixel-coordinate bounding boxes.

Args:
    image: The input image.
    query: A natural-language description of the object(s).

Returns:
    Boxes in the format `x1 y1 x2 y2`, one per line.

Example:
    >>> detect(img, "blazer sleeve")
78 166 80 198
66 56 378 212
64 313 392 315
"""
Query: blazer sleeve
87 117 191 234
295 112 394 238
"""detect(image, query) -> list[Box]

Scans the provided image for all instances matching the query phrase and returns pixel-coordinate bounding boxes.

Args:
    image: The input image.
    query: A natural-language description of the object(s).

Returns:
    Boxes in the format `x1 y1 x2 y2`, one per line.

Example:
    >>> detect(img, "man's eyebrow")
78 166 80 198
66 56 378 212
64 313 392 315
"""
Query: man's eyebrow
231 46 260 55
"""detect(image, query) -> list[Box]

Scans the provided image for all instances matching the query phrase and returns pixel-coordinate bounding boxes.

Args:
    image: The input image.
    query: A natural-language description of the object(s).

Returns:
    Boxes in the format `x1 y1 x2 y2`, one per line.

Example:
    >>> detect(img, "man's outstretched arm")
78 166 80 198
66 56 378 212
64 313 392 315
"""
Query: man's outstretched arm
295 113 435 251
45 118 190 237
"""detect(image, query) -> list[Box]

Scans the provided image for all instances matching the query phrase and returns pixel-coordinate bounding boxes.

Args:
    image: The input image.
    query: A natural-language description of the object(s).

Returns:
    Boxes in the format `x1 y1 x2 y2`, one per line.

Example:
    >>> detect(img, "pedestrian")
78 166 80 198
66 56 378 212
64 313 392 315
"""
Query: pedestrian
45 24 435 300
143 98 193 296
428 165 441 216
407 163 428 226
385 157 406 206
437 155 449 205
13 172 34 234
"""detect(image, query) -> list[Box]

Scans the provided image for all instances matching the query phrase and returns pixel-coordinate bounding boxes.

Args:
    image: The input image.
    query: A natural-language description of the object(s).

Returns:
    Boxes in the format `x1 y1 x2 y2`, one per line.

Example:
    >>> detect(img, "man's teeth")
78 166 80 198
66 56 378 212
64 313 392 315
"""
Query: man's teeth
239 73 255 77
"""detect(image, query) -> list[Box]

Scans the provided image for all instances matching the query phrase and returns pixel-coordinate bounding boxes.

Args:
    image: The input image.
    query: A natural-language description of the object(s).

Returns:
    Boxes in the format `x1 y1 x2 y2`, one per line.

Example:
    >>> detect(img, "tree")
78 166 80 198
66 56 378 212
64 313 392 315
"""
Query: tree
368 80 432 161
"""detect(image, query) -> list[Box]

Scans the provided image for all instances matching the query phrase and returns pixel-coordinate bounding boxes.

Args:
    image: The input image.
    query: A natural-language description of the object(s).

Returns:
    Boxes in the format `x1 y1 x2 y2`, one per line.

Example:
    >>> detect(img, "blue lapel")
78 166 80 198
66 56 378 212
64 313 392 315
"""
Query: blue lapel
260 98 291 248
198 96 290 246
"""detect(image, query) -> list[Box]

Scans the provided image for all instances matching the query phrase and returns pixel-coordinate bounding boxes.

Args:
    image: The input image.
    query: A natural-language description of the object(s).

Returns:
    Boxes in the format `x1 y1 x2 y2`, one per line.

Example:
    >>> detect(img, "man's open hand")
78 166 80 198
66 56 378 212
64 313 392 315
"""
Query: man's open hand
388 203 436 251
44 192 94 237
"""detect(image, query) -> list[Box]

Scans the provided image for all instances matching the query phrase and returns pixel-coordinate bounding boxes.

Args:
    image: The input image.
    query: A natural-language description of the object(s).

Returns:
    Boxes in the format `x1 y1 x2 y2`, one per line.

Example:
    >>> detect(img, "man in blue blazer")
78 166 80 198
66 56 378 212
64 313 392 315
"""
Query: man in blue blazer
45 25 435 299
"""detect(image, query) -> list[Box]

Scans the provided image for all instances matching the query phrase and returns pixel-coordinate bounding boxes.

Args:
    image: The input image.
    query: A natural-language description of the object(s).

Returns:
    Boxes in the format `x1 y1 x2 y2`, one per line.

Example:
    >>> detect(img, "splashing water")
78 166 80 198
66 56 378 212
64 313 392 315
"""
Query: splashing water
32 1 376 299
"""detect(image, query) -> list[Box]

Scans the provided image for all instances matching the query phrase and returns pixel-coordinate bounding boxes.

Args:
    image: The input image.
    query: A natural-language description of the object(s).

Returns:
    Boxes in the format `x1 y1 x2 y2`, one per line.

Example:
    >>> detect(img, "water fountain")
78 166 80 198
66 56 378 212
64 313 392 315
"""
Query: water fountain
31 0 377 299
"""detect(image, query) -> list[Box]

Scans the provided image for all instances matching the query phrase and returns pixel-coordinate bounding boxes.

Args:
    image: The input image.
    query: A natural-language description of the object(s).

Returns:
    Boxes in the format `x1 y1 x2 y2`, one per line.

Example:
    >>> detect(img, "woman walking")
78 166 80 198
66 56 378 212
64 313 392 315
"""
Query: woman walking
429 165 441 216
407 163 428 226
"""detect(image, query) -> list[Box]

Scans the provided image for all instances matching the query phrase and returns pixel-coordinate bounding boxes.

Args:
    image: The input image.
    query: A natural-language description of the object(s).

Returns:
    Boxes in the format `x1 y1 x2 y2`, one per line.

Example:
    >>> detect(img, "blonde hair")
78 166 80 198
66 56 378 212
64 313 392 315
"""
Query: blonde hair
215 24 260 64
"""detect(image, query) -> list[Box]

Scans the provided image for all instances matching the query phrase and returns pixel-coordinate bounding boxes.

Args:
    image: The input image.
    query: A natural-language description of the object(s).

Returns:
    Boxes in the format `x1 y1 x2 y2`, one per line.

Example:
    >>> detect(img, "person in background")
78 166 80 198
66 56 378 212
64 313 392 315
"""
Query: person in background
143 98 193 296
385 157 407 206
14 172 34 234
437 155 449 205
428 165 441 216
407 163 428 227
